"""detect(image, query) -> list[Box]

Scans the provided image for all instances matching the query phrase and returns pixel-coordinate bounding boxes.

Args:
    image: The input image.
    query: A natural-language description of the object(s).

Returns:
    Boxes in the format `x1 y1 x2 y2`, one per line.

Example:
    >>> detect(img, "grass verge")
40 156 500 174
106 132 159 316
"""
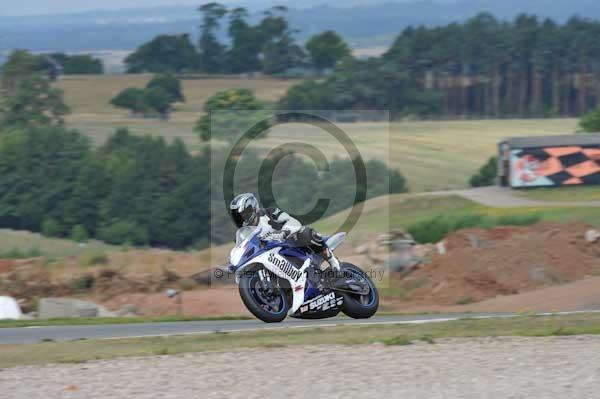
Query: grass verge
1 312 599 368
0 315 252 329
406 212 540 243
515 186 600 202
316 194 600 241
0 228 118 258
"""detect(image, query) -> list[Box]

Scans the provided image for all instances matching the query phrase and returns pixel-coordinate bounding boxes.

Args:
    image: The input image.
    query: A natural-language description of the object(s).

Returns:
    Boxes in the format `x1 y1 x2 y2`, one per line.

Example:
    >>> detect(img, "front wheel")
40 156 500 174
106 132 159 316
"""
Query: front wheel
340 263 379 319
239 267 289 323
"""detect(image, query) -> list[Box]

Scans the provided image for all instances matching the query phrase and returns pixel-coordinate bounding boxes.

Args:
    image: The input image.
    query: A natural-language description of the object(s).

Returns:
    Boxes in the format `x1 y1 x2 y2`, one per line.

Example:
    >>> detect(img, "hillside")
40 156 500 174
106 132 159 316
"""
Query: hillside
1 191 599 316
54 74 579 192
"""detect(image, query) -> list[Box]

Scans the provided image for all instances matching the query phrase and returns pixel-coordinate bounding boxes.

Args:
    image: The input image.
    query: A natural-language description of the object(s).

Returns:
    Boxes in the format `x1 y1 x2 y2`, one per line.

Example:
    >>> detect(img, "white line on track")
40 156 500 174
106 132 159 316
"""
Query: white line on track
100 309 600 341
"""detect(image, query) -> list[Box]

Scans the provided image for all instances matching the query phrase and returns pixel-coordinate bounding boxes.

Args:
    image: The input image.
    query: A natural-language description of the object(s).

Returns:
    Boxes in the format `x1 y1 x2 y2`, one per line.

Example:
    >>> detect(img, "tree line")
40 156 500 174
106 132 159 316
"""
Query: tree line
0 51 103 77
383 13 600 117
0 52 407 248
124 3 350 75
0 126 407 249
123 8 600 118
280 13 600 118
47 53 104 75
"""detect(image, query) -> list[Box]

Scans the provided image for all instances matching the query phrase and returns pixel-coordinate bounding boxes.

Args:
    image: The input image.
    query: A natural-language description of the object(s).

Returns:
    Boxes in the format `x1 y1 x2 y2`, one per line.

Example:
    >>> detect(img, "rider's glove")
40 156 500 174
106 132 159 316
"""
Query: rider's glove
261 231 288 242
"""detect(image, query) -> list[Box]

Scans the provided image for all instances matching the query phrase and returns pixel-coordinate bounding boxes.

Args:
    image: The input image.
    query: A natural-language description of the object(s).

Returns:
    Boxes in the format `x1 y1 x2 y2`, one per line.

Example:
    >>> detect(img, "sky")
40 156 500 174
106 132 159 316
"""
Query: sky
0 0 408 16
0 0 420 16
0 0 236 16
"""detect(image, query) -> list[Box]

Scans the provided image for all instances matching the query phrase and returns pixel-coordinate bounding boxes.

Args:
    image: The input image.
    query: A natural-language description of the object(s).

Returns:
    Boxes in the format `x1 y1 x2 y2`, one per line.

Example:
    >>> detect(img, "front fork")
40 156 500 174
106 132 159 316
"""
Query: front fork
257 268 279 296
256 259 311 316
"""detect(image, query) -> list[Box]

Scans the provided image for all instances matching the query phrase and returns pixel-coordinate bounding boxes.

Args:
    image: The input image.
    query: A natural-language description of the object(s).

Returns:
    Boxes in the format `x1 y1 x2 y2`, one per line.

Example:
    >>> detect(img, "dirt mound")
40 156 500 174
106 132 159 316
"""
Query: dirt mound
0 259 17 274
394 222 600 307
100 288 250 317
382 276 600 314
3 221 599 317
0 247 229 312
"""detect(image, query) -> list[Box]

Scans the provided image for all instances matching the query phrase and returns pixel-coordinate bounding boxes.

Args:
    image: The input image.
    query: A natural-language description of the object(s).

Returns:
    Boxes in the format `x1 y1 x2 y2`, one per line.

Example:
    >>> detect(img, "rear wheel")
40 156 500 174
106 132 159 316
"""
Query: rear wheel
239 267 289 323
340 263 379 319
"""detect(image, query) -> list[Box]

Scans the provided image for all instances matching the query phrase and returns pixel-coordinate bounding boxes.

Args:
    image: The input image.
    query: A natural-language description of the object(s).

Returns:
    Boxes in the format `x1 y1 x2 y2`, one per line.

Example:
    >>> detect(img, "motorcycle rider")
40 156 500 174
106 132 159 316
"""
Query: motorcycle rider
229 193 341 271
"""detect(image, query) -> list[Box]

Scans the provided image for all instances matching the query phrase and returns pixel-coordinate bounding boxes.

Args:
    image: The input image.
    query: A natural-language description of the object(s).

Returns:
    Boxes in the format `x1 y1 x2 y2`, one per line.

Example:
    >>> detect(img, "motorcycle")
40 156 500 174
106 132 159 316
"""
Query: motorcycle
228 226 379 323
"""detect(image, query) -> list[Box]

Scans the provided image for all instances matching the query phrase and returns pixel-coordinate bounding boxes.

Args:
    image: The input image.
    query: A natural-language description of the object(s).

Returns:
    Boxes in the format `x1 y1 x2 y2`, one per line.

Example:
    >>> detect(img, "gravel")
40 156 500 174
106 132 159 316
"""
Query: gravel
2 335 600 399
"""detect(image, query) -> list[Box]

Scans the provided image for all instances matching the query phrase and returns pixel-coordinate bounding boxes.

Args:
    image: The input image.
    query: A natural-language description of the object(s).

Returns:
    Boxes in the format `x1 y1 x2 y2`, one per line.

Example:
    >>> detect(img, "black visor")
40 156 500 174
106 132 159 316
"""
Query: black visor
230 205 256 228
231 211 245 228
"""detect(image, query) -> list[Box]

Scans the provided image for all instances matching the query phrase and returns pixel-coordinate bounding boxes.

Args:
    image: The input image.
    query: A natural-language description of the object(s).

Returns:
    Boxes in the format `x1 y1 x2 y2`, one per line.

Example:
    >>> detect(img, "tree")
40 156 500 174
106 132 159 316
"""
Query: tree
198 2 228 73
0 121 405 249
196 88 270 142
0 50 46 95
124 34 199 73
305 31 351 72
1 74 70 128
146 73 185 103
579 110 600 132
64 157 108 235
99 220 148 246
262 37 305 75
277 57 440 116
110 88 148 115
259 7 305 75
470 157 498 187
0 126 90 232
0 50 70 128
227 7 263 73
110 74 184 119
70 225 89 243
49 53 104 74
63 55 103 75
276 80 326 109
42 217 63 237
144 87 174 120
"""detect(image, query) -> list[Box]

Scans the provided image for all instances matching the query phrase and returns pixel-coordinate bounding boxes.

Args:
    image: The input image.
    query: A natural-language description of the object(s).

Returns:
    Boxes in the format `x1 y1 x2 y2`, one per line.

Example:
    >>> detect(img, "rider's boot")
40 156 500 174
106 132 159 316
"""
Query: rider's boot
321 248 353 290
323 248 341 271
322 249 367 293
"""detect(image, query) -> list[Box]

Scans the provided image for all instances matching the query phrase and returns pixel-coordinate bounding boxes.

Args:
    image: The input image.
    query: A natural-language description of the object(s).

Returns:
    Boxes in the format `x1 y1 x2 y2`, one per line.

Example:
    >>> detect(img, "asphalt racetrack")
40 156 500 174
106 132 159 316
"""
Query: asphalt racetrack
1 311 590 344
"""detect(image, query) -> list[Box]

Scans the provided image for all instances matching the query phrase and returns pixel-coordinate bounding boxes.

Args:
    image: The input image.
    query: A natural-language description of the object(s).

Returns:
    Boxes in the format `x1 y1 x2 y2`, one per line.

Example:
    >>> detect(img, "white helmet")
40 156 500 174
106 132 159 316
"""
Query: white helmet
229 193 260 228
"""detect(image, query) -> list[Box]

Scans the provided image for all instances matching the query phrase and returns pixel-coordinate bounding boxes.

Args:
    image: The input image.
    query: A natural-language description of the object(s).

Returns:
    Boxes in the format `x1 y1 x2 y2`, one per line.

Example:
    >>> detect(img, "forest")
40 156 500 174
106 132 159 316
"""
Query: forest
63 4 600 118
0 48 407 249
280 13 600 118
3 8 600 249
123 4 348 76
0 127 406 249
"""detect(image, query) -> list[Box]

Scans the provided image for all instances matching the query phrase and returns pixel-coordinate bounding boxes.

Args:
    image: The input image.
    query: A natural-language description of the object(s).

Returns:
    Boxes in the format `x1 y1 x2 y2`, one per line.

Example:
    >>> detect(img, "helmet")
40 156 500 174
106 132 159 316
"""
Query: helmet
229 193 260 228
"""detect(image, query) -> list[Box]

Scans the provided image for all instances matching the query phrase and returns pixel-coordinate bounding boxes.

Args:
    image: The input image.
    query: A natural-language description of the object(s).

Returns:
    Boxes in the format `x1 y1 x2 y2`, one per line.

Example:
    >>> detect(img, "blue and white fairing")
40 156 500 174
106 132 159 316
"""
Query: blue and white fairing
228 226 264 269
228 227 346 315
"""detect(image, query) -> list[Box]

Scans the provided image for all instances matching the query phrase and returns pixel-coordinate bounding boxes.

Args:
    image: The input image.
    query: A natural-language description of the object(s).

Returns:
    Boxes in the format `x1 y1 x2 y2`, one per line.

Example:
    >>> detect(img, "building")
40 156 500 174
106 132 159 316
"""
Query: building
498 133 600 188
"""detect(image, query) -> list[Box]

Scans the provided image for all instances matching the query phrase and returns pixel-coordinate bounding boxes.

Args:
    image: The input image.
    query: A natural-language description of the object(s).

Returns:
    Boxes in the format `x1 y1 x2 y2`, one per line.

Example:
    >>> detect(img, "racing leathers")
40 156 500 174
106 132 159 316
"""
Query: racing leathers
256 207 340 271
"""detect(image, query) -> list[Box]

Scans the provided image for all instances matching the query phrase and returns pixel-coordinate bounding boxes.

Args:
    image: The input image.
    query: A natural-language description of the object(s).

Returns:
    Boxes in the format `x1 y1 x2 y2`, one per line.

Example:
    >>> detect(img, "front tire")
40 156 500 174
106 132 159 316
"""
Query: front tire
340 263 379 319
239 268 289 323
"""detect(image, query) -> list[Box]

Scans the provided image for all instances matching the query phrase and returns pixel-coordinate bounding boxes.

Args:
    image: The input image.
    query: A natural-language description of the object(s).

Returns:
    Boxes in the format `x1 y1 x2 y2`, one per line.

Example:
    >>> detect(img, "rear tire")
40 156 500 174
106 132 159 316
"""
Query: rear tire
340 263 379 319
239 268 289 323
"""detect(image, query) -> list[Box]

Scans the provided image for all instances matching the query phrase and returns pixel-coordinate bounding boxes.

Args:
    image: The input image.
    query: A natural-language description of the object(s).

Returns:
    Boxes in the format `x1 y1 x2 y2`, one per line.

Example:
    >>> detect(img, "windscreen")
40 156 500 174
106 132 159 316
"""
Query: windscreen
235 226 260 245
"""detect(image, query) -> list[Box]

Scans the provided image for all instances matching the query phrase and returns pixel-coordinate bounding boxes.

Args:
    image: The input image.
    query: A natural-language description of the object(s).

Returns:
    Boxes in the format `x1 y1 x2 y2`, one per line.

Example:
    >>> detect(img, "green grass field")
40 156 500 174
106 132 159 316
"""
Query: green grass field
0 229 117 258
515 186 600 202
56 74 302 150
55 75 580 192
2 193 598 258
315 194 600 242
0 315 251 329
1 312 599 368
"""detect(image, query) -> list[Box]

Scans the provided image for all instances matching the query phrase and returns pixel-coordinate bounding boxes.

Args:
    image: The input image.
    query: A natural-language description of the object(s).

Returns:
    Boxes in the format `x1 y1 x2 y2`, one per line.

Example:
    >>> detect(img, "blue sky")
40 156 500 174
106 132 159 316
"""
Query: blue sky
0 1 236 16
1 1 414 16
